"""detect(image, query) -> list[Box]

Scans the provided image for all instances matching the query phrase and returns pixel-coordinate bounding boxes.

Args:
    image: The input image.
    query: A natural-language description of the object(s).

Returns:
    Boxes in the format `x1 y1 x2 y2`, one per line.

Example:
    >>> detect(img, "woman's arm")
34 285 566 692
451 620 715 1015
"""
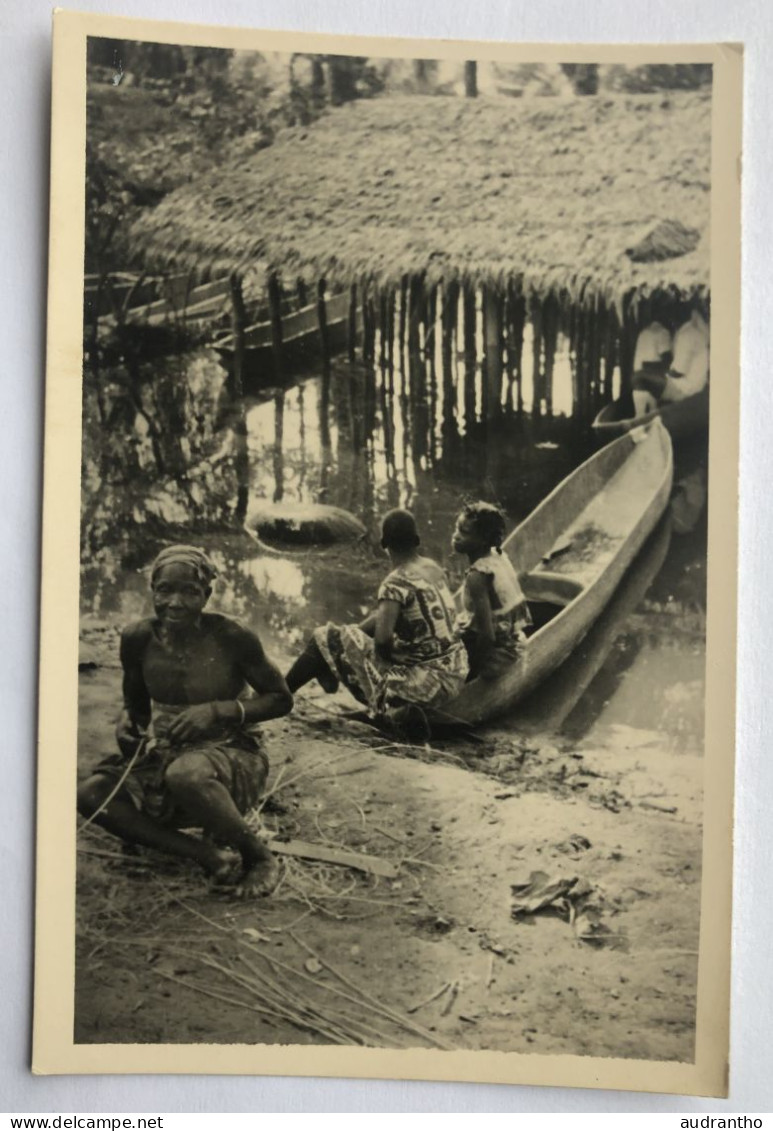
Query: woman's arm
117 624 152 755
374 599 401 664
465 570 499 676
466 570 495 640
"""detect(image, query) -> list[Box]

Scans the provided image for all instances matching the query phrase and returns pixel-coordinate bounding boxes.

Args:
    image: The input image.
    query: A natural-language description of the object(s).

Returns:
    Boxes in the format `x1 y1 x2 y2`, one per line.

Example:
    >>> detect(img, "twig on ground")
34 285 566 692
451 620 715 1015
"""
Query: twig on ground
288 931 455 1051
407 981 451 1014
440 981 459 1016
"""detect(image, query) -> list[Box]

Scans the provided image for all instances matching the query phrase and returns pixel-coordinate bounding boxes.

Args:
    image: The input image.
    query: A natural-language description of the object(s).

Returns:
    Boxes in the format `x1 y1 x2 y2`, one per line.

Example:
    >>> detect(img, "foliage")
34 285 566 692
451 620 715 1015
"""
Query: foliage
602 64 713 94
561 64 599 96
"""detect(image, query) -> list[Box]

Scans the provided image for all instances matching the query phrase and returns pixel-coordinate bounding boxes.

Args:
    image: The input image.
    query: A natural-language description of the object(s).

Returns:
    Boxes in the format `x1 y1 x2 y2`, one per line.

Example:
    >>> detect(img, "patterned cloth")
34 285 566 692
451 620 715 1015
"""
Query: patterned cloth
312 564 468 718
93 700 268 826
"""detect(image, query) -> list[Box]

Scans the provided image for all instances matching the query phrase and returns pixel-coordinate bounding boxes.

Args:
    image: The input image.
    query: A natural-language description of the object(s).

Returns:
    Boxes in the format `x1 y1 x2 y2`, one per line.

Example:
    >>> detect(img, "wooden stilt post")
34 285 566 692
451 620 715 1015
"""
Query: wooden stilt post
576 304 588 420
297 278 308 309
267 272 284 383
387 288 396 370
530 295 543 417
398 275 409 365
273 391 285 503
568 303 579 419
483 284 504 420
463 281 477 427
361 283 374 363
619 294 636 411
316 278 330 364
366 292 377 365
229 272 249 522
589 301 602 413
441 279 460 442
603 303 617 401
506 283 526 414
543 293 558 417
347 282 358 363
379 289 389 370
425 284 437 362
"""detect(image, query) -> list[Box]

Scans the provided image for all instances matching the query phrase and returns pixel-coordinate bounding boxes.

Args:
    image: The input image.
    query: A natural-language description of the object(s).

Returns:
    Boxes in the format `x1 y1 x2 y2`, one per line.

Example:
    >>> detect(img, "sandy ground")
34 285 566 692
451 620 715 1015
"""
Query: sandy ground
75 628 702 1061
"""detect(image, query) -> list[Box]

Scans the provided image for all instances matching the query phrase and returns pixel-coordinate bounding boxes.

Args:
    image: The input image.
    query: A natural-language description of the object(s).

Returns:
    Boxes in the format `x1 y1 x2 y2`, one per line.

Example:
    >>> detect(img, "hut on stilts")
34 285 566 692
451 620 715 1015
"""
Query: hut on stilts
130 89 710 432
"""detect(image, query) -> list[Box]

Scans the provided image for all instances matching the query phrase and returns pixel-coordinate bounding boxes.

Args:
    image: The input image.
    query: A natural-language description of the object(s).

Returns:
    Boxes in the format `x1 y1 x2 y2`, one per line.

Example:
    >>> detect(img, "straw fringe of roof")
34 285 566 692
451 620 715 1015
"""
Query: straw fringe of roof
131 90 711 306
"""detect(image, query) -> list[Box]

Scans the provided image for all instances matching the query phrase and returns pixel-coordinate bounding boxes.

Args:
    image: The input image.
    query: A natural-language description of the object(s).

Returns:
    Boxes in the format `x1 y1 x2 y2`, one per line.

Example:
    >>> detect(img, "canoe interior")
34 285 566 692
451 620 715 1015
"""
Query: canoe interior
445 419 673 725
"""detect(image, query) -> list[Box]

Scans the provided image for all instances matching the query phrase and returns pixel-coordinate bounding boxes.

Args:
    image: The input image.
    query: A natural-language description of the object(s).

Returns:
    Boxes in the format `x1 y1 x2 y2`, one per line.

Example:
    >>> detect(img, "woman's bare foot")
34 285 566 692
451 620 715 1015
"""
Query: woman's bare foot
202 844 238 886
235 850 281 898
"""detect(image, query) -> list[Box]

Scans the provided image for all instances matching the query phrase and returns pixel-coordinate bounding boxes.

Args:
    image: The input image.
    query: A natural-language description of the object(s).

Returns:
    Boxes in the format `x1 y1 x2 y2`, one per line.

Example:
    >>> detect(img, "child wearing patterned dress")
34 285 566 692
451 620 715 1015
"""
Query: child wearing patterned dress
452 501 532 680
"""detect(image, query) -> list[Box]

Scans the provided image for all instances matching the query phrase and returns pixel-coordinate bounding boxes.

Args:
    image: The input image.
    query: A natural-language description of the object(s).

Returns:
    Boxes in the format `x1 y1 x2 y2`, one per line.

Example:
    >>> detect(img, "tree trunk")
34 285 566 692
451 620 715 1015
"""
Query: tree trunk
464 61 478 98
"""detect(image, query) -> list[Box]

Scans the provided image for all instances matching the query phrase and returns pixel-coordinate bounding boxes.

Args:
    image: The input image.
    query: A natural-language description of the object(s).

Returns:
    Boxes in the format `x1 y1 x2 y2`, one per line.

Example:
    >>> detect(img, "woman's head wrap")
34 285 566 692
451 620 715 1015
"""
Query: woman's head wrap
150 545 218 587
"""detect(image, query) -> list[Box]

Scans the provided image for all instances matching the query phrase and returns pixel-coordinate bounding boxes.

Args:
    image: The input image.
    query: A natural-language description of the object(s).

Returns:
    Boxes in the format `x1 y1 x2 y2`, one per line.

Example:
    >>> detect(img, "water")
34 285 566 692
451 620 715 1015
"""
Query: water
80 341 707 751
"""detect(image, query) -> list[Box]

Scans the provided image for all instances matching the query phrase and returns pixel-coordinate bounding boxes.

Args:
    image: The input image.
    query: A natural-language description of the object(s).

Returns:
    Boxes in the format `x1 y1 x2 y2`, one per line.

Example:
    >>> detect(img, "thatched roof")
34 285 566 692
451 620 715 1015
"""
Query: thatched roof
131 90 711 304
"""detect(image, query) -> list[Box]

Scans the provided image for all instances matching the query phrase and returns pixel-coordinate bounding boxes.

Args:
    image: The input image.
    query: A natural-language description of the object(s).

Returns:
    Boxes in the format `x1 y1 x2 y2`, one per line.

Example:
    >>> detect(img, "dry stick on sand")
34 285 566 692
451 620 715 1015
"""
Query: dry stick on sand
238 952 397 1048
259 945 436 1049
288 932 455 1051
155 896 448 1048
407 981 452 1014
156 968 365 1045
197 953 355 1045
440 981 459 1017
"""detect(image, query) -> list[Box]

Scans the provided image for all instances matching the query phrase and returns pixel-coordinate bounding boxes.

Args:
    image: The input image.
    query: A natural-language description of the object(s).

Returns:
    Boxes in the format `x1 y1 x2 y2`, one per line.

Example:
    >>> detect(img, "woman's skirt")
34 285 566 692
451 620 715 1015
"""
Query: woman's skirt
312 623 469 719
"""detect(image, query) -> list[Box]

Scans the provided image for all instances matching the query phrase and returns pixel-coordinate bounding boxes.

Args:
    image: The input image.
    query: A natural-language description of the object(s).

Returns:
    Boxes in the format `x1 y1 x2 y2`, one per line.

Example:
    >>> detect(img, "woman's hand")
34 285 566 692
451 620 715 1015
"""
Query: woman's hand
166 704 218 745
115 710 143 758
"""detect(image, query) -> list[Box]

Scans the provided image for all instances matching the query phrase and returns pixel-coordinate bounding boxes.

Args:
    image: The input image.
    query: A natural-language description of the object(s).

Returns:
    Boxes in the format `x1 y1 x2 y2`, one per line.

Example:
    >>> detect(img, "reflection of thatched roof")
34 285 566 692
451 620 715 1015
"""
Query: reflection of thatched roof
131 91 711 303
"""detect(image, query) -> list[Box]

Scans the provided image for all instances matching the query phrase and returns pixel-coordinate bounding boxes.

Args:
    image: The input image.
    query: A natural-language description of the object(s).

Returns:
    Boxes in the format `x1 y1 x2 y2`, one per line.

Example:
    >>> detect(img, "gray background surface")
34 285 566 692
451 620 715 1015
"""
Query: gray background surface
1 0 769 1113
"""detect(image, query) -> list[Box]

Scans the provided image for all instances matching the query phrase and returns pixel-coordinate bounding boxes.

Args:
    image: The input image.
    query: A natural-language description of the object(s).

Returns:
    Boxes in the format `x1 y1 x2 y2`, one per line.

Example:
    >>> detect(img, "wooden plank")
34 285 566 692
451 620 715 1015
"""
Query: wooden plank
268 839 399 879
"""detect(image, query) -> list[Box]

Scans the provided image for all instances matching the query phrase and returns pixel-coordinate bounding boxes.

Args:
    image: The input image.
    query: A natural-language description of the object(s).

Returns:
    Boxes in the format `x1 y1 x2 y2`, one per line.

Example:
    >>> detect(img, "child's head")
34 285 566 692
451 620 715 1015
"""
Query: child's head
380 508 420 554
452 501 507 557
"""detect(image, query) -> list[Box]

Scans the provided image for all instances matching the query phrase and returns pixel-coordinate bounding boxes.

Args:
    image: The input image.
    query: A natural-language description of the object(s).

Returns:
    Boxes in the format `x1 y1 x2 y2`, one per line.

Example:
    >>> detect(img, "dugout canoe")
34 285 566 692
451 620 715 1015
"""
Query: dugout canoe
213 291 360 388
592 387 709 443
94 275 232 329
441 417 674 726
512 514 672 736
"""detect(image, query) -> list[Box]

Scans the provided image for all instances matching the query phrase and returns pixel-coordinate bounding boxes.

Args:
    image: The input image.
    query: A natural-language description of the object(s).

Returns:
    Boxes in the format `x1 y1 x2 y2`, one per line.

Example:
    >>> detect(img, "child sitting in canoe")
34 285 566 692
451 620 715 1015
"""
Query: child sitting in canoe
285 509 468 732
452 502 532 680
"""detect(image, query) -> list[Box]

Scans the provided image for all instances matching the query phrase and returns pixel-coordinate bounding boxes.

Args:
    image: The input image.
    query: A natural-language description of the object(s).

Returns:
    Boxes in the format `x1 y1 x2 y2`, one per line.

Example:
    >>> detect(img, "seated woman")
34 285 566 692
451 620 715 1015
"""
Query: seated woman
286 509 468 731
77 545 293 898
452 502 532 680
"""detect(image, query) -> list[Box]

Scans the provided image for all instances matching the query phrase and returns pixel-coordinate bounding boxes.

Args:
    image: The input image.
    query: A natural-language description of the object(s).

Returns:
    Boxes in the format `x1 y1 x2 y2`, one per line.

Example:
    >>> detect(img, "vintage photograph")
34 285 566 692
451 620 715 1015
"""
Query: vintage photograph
34 15 740 1092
